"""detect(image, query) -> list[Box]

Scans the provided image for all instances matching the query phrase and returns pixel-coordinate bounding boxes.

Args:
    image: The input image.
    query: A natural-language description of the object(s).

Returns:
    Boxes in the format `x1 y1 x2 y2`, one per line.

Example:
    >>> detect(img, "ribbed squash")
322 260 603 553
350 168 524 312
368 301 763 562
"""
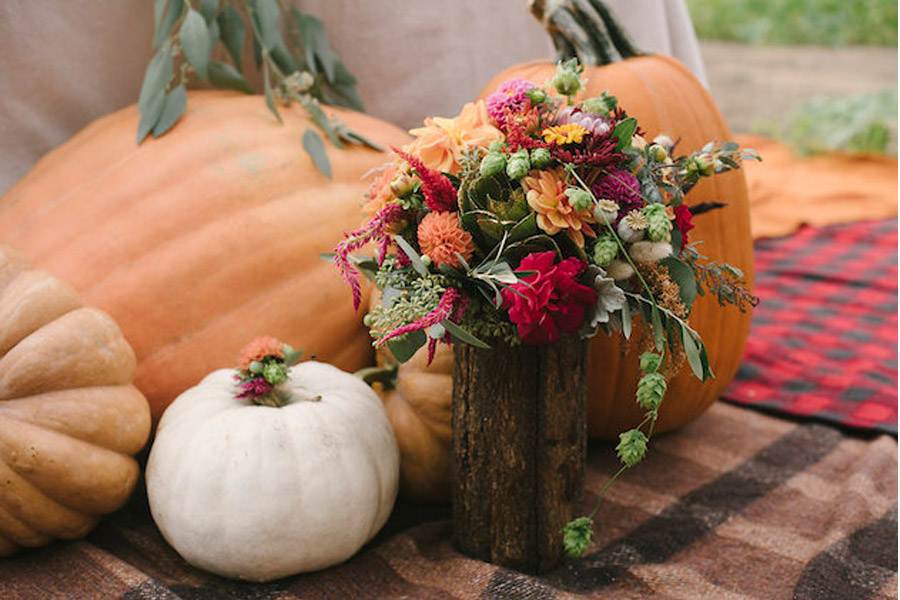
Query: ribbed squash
0 245 150 556
0 91 411 420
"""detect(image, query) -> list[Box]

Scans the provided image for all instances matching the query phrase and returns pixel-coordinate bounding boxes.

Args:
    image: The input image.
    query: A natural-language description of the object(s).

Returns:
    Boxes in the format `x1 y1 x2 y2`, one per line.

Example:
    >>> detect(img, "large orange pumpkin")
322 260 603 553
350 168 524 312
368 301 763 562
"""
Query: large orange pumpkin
480 1 754 439
0 91 411 420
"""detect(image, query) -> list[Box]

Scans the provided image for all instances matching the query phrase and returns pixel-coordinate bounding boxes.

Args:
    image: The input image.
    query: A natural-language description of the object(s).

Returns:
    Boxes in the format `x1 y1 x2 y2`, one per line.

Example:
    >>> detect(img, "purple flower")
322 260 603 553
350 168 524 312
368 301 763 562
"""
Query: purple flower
235 376 274 399
592 170 645 224
557 106 612 137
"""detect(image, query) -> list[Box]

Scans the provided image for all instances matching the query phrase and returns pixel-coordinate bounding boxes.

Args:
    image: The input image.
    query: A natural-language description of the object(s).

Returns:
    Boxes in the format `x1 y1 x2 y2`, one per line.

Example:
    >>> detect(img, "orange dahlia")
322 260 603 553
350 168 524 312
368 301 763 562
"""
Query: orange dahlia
523 168 596 248
417 212 475 268
238 336 285 369
406 100 504 174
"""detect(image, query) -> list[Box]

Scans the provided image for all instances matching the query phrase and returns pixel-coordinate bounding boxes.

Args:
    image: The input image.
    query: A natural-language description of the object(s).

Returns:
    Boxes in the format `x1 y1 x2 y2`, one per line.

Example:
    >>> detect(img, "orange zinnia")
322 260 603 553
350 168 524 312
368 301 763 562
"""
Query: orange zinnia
523 169 596 248
238 336 285 369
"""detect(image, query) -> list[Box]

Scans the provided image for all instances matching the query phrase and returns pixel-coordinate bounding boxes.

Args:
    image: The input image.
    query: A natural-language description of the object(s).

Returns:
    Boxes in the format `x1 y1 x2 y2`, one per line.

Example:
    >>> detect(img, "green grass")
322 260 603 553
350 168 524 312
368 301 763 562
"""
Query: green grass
686 0 898 46
753 89 898 155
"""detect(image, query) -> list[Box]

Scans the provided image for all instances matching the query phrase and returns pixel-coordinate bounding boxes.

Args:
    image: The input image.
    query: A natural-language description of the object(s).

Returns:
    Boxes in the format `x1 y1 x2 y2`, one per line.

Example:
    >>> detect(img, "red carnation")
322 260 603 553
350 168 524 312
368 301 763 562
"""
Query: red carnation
673 204 694 249
500 252 598 345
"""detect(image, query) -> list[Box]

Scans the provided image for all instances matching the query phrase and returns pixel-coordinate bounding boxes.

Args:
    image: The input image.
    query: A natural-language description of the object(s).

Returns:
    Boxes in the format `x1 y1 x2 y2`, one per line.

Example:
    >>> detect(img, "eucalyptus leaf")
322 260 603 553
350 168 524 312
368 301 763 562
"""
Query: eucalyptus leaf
200 0 219 23
302 128 332 179
382 286 402 308
394 236 427 276
138 44 173 113
386 330 427 363
681 324 705 380
152 85 187 137
650 305 665 351
441 320 491 349
206 20 220 63
254 0 281 51
137 89 166 144
180 8 211 80
263 62 282 123
621 297 632 339
661 256 697 311
208 61 252 93
153 0 183 50
217 4 245 70
271 40 301 75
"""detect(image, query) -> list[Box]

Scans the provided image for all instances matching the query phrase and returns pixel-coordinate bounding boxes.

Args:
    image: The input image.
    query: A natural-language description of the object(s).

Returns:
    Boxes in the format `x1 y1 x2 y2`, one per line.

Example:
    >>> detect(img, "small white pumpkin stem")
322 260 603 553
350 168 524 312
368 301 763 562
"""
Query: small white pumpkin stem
250 386 321 407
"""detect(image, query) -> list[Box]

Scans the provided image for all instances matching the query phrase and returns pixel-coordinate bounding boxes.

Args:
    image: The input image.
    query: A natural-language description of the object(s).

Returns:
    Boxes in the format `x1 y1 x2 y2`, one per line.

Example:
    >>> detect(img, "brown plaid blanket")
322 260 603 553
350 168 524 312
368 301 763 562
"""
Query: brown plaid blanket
1 401 895 599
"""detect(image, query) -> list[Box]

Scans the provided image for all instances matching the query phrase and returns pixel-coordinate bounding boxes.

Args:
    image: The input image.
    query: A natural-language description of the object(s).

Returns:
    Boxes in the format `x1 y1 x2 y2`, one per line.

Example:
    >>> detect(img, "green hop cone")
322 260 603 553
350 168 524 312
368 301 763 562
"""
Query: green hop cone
561 516 594 558
636 371 666 410
263 361 289 386
616 428 648 467
582 92 617 114
592 234 619 267
479 152 506 176
488 140 505 153
565 187 593 213
642 203 671 242
639 351 663 373
530 147 552 169
506 156 531 180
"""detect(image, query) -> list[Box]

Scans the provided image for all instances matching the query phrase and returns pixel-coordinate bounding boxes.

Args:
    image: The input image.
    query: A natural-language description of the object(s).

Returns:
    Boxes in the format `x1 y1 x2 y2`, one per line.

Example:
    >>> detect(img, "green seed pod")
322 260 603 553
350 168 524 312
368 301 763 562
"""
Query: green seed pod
648 143 668 162
582 94 616 114
263 362 288 386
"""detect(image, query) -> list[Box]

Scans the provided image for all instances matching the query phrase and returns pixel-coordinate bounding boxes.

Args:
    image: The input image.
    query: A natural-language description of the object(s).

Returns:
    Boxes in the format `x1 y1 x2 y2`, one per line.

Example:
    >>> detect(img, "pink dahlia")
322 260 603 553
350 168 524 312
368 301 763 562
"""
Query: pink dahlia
501 252 598 345
485 78 537 123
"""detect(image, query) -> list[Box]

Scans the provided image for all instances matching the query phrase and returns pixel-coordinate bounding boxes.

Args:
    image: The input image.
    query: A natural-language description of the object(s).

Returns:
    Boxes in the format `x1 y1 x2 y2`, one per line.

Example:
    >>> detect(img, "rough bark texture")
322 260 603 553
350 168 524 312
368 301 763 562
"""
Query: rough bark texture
451 335 587 573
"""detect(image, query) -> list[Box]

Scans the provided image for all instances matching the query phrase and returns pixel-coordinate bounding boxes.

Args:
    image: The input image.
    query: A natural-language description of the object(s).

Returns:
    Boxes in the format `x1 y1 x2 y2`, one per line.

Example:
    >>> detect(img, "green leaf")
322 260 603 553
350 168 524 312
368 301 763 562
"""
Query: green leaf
681 324 705 380
302 128 332 179
393 235 427 276
441 320 491 349
621 297 632 339
138 44 173 113
661 256 697 311
282 345 305 366
153 0 183 49
386 330 427 363
180 8 211 80
208 61 252 93
137 88 166 144
612 117 637 150
152 85 187 137
200 0 219 23
263 61 282 123
254 0 281 51
217 4 245 70
206 20 220 63
650 304 665 351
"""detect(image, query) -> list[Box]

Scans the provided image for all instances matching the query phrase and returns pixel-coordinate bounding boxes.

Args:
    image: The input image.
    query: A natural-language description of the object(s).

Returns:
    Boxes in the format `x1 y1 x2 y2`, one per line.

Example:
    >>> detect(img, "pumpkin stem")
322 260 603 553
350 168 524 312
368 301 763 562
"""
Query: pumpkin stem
250 386 321 407
529 0 644 66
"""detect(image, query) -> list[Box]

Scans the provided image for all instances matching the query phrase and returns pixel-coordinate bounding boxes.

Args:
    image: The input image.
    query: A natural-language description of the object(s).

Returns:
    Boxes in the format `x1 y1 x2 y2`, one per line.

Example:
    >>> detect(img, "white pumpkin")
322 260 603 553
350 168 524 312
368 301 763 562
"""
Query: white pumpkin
145 361 400 582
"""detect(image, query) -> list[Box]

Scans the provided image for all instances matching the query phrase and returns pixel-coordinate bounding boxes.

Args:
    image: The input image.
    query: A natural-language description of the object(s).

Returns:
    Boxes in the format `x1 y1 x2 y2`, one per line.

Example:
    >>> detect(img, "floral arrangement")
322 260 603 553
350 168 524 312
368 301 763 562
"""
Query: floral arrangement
234 336 306 407
333 60 759 556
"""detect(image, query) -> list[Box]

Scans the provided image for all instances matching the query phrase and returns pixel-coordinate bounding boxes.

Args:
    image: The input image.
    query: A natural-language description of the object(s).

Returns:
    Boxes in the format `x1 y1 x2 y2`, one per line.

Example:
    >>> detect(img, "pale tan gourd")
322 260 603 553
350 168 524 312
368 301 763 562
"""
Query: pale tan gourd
0 245 151 556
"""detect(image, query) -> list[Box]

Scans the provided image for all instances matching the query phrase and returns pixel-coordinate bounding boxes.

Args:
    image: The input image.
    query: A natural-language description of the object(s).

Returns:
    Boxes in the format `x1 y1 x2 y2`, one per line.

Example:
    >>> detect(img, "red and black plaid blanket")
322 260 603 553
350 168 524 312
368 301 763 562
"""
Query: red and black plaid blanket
724 219 898 436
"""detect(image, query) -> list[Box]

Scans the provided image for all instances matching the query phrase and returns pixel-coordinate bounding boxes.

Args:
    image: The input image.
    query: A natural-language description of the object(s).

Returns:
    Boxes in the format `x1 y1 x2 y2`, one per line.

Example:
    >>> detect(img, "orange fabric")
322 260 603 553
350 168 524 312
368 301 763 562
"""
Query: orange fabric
736 134 899 239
